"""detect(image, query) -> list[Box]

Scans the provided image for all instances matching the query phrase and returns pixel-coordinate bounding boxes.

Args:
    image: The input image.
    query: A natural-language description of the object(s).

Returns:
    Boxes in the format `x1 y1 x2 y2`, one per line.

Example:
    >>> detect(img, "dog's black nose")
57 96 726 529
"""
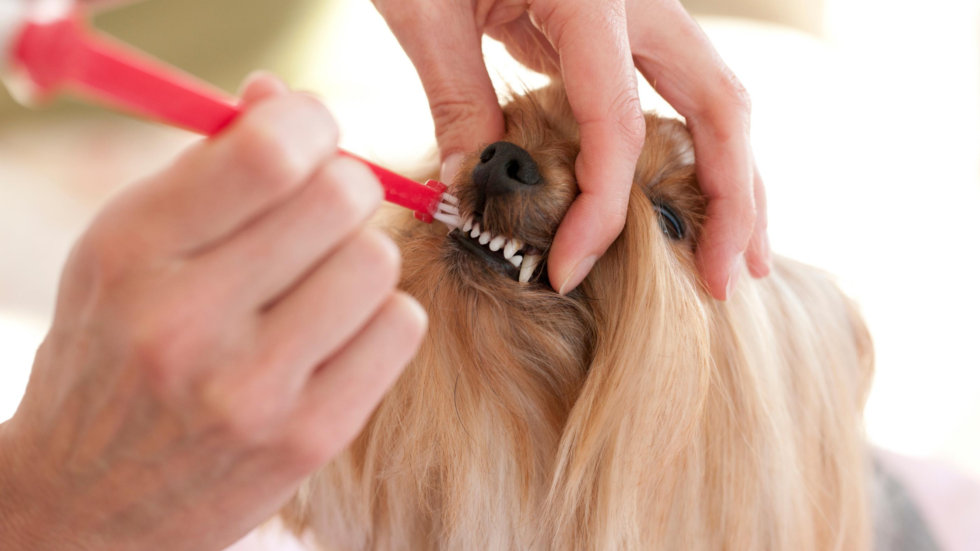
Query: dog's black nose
472 142 541 197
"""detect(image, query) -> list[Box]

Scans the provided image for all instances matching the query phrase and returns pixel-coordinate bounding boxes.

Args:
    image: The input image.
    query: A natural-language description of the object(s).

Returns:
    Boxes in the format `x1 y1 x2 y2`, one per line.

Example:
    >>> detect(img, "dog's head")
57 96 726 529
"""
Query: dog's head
287 84 874 551
444 85 702 291
394 85 710 417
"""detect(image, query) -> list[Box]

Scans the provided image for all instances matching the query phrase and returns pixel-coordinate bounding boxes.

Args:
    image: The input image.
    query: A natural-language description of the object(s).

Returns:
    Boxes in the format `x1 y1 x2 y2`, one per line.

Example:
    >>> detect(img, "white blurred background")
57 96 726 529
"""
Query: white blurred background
1 0 978 541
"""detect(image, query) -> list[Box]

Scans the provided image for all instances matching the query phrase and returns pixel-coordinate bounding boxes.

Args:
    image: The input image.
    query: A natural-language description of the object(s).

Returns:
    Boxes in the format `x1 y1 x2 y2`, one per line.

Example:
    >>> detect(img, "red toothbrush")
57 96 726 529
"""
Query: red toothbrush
0 2 460 227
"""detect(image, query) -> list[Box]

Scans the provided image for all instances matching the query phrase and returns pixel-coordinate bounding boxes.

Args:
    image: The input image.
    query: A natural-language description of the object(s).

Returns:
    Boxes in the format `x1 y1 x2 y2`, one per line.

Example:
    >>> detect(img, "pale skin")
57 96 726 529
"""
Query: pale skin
0 0 769 549
373 0 772 298
0 76 427 551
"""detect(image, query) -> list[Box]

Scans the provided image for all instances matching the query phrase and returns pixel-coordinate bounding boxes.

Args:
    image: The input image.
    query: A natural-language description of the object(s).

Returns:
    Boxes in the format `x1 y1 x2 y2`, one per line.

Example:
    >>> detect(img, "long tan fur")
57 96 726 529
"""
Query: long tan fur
282 84 875 551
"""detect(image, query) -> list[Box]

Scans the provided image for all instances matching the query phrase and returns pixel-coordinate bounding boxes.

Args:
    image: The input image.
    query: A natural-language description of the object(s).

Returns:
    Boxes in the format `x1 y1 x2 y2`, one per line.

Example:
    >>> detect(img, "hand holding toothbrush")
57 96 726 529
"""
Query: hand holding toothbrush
0 75 427 551
2 0 461 227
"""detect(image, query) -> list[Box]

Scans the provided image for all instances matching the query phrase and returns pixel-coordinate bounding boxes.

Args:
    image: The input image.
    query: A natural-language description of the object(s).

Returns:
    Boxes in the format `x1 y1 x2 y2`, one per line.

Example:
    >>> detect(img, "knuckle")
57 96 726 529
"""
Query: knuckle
529 0 566 40
293 95 340 148
719 69 752 116
312 160 379 229
611 90 647 154
129 299 218 396
131 320 195 394
199 377 283 445
429 95 477 129
353 229 402 285
428 90 501 147
228 98 337 194
229 122 304 193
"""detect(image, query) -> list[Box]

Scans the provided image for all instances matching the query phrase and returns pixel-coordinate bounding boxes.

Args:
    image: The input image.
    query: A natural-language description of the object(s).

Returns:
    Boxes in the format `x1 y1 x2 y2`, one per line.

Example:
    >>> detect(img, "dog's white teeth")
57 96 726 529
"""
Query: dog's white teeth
509 254 523 268
470 223 481 239
489 235 506 251
518 254 540 284
504 239 522 259
479 230 491 245
462 215 473 232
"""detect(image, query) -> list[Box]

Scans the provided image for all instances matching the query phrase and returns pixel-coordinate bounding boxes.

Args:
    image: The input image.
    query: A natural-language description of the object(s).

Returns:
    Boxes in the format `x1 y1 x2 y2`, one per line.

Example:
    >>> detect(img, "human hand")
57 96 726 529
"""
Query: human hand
0 75 426 551
373 0 770 299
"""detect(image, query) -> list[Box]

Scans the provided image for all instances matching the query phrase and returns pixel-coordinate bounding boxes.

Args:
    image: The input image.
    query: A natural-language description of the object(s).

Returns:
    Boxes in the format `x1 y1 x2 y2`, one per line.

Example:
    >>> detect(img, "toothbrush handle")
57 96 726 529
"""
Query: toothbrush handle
15 13 238 135
338 152 447 223
13 12 447 221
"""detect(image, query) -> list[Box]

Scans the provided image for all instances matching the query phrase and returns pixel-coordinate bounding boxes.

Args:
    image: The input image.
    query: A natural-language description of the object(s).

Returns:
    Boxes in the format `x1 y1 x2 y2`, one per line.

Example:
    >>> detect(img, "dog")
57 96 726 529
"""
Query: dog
280 83 879 551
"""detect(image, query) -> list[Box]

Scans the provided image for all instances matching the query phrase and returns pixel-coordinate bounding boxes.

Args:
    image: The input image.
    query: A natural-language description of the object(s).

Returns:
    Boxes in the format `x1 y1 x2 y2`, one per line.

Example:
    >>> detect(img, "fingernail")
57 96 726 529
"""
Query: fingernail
725 252 744 300
440 153 464 185
558 255 598 296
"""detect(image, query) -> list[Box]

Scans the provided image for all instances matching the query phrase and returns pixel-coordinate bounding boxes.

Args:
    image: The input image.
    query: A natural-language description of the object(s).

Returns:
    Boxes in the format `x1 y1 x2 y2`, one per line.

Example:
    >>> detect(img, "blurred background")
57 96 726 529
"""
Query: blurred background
1 0 978 546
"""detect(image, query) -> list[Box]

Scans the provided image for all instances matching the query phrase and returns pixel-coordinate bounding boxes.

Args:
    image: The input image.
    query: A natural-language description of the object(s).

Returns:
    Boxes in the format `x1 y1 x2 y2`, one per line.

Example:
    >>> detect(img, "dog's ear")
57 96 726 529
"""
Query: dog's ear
545 185 711 549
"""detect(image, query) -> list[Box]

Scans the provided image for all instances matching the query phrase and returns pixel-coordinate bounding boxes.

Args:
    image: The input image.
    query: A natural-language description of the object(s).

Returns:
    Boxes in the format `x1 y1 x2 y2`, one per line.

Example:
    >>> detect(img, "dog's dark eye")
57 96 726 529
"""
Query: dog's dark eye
654 203 684 240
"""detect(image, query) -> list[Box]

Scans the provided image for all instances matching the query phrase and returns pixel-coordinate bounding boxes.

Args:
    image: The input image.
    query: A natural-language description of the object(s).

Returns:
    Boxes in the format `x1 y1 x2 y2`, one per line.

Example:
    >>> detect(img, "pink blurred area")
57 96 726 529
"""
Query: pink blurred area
877 451 980 551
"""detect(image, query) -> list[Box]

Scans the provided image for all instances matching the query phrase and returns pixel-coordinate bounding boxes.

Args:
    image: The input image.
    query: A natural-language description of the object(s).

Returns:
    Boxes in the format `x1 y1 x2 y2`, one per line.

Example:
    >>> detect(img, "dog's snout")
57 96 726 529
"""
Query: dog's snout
473 142 541 197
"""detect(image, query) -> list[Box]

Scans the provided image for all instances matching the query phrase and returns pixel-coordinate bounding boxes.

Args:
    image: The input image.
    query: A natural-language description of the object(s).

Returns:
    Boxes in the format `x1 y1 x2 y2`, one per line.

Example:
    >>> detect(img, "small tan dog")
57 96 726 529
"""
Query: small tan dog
281 84 876 551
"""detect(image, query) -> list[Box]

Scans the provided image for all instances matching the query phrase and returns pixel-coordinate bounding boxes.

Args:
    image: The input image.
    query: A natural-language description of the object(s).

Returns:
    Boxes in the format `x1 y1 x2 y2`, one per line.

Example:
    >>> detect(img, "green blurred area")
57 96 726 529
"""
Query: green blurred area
0 0 332 121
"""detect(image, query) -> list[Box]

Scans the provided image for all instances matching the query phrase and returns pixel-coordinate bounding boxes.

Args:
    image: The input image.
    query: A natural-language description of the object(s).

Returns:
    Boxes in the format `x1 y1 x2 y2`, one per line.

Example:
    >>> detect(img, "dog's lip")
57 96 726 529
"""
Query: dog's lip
450 229 521 279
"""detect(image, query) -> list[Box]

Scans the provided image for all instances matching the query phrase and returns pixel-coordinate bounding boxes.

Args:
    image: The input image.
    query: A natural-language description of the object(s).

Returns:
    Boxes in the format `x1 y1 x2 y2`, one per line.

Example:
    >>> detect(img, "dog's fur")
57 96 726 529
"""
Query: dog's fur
281 84 875 551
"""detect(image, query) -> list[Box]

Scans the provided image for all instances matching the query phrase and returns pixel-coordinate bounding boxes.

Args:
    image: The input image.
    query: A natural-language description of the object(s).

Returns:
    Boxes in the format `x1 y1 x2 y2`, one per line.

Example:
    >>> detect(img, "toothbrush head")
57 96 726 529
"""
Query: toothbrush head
410 179 459 229
433 193 460 230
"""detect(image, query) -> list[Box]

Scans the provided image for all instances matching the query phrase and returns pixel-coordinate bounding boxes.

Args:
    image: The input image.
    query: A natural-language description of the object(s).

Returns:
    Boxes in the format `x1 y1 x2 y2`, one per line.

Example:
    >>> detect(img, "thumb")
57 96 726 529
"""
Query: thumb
374 1 504 183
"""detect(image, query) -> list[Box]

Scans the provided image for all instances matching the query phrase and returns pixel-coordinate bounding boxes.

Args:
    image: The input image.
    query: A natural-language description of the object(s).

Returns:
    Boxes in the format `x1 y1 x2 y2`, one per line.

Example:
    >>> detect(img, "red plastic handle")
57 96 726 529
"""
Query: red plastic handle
14 13 239 135
11 12 445 221
338 152 447 223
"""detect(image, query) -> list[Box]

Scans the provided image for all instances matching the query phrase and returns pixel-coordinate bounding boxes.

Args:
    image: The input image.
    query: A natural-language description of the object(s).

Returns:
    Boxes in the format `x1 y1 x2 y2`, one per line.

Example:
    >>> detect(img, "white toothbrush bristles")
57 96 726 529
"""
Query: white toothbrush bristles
433 193 461 229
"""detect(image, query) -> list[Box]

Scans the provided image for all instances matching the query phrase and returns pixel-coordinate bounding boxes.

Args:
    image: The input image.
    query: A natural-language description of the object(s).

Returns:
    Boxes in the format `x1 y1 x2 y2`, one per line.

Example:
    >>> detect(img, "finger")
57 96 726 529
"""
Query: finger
190 157 383 309
373 0 505 183
251 228 402 399
627 0 757 299
486 13 561 76
529 0 646 294
286 292 427 467
745 161 771 278
103 93 339 257
238 71 290 106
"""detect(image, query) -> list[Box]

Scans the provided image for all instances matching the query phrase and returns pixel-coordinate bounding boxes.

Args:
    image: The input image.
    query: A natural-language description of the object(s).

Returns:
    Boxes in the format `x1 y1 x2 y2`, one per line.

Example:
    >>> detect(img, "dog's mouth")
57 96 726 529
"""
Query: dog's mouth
449 213 545 284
